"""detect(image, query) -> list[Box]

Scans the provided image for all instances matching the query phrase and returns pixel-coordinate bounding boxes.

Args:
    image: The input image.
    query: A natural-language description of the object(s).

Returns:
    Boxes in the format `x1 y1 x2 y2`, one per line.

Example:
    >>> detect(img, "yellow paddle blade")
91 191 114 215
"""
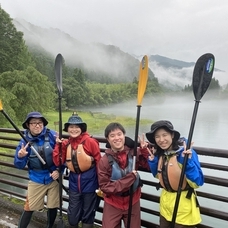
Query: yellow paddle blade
137 55 149 105
0 100 3 111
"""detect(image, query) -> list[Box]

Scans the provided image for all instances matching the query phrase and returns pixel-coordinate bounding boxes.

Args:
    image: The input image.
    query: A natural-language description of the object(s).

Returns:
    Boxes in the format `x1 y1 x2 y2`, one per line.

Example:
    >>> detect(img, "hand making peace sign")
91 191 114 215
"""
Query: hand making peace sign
18 142 29 158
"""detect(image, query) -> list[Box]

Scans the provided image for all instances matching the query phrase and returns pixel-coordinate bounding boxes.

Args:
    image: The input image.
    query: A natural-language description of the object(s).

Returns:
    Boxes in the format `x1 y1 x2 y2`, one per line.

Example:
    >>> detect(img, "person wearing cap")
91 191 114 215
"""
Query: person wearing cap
14 112 59 228
145 120 204 228
97 122 150 228
53 114 101 228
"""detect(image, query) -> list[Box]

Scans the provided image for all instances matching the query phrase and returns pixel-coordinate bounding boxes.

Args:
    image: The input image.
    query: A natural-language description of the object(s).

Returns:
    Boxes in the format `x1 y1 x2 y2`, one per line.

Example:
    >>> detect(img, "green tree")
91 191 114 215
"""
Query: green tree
0 66 56 122
0 6 33 73
29 47 54 81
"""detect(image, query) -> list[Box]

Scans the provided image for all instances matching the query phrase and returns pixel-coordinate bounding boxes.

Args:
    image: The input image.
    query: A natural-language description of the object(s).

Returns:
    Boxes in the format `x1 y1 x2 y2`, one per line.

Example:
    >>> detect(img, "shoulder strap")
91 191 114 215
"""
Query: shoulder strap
105 153 114 166
45 128 50 142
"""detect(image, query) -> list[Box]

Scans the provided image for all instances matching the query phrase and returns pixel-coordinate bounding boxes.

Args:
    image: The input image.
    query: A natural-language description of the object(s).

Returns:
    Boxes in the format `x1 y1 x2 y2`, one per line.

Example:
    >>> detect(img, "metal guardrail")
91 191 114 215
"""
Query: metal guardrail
0 128 228 228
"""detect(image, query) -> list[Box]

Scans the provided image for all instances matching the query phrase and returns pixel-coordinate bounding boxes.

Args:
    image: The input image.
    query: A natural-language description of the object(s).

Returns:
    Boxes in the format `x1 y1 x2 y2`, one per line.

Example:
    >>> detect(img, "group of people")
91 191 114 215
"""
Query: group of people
14 111 204 228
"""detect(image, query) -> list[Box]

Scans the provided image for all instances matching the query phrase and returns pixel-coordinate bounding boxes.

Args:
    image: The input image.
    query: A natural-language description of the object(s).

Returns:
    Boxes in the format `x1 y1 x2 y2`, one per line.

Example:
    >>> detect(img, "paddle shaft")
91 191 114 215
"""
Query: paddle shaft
171 101 199 227
57 93 64 220
127 105 141 228
127 56 148 228
171 54 214 227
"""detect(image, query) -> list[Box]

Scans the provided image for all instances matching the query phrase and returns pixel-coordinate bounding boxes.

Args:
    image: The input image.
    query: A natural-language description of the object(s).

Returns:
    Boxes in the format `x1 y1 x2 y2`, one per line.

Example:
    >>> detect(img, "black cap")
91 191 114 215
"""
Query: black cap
145 120 180 144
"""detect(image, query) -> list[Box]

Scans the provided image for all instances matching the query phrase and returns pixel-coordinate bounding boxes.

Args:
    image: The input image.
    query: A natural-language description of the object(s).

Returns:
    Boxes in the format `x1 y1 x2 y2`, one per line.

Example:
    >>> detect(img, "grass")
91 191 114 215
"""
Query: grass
0 110 152 155
44 110 151 135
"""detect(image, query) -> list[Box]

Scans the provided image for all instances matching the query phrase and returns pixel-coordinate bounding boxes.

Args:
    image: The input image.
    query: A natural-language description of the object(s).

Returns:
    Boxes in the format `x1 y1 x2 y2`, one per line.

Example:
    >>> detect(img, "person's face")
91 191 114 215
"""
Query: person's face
154 128 174 150
107 128 125 152
27 118 44 135
68 124 82 138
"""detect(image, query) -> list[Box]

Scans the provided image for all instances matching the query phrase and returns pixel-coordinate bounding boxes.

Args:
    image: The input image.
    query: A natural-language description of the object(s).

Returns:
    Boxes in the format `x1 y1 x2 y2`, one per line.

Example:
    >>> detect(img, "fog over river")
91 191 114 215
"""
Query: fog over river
86 94 228 150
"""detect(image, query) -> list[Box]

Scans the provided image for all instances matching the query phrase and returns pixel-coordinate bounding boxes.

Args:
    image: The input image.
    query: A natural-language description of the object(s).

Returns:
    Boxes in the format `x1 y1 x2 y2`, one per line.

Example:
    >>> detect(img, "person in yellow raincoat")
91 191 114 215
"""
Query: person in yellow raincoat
146 120 204 228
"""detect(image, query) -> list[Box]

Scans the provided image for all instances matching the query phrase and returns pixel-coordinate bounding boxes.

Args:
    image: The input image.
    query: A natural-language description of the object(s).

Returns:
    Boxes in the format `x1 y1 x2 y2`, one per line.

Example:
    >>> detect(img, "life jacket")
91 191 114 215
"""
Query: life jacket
66 138 95 173
106 153 142 197
157 149 200 207
28 129 54 170
157 150 188 192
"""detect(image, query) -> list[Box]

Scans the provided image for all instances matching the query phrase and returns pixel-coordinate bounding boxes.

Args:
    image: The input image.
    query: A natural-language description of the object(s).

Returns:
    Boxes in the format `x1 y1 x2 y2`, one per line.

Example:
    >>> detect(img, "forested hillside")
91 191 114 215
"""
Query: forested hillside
0 5 163 126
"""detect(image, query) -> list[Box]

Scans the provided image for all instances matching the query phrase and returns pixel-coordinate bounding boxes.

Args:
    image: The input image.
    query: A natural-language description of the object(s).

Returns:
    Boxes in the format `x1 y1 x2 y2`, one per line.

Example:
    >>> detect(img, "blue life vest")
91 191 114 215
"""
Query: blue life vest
28 130 54 170
107 153 140 195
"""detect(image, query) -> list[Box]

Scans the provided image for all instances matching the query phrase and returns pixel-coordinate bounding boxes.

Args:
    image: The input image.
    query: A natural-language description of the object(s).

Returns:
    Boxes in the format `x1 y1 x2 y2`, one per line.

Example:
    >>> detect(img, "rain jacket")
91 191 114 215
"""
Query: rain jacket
148 138 204 225
14 127 57 185
98 145 149 210
53 132 101 193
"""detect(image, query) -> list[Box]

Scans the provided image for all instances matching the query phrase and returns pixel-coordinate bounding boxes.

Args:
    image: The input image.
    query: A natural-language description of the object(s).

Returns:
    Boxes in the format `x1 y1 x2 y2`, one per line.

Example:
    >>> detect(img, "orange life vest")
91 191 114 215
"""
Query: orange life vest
157 152 188 192
66 141 94 173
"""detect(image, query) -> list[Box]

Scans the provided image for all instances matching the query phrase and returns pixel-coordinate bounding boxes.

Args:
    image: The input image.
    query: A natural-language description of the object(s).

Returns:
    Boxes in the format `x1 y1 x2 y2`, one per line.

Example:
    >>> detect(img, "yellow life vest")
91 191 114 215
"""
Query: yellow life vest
66 142 94 173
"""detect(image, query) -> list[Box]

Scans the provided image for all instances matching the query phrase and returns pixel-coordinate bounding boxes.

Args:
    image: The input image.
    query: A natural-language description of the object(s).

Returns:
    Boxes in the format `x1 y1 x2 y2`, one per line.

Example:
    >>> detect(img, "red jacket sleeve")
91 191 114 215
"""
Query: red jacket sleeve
53 139 69 166
136 147 150 171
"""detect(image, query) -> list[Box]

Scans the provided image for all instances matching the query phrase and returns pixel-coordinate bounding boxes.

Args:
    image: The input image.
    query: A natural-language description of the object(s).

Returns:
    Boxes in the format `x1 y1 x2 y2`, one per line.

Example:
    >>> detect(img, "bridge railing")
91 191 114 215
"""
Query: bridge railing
0 128 228 228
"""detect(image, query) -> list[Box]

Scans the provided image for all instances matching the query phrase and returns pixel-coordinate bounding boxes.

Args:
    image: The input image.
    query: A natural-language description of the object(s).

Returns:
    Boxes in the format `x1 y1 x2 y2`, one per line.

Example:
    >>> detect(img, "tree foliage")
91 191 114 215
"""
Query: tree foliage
0 67 56 123
0 6 33 73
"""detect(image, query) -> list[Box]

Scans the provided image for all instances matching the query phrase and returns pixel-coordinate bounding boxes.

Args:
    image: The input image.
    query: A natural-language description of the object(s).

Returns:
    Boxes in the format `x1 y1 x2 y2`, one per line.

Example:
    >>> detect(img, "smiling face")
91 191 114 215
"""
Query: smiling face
68 124 82 138
154 128 174 151
107 128 125 152
27 118 44 136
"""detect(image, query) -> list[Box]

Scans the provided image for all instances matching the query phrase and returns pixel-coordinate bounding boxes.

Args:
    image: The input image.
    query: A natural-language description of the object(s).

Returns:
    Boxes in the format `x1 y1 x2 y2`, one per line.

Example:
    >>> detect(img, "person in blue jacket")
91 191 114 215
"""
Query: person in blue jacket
14 112 59 228
145 120 204 228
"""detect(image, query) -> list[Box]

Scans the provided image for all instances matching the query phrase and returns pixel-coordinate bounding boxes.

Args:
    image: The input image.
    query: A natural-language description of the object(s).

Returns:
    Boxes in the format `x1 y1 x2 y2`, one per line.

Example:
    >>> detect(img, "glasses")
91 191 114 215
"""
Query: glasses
29 122 43 127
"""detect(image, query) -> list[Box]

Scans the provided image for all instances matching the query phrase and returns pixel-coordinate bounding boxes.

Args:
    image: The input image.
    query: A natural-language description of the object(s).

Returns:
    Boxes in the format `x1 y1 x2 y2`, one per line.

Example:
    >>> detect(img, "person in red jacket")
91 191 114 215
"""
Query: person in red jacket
53 114 101 228
98 122 150 228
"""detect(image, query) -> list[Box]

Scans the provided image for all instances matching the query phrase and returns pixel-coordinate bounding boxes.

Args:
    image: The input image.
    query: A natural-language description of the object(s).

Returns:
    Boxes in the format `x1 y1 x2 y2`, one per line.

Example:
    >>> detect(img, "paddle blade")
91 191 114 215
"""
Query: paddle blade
137 55 149 105
0 100 3 111
192 53 215 100
55 53 63 96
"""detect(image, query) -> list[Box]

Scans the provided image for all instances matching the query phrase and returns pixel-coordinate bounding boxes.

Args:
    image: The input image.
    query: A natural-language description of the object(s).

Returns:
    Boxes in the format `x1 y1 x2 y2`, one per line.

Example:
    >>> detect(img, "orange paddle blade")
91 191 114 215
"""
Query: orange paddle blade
0 100 3 111
137 55 149 105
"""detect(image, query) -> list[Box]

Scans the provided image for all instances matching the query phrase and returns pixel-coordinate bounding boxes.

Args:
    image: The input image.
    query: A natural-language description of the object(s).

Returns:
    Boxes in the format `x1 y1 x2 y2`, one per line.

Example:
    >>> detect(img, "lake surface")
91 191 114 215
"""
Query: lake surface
86 94 228 150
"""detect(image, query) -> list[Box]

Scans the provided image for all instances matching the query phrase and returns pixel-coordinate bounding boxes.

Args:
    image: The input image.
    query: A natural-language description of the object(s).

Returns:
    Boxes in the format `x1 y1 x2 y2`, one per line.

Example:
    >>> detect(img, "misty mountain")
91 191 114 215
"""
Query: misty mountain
13 18 155 83
149 55 195 69
141 54 225 89
13 18 227 89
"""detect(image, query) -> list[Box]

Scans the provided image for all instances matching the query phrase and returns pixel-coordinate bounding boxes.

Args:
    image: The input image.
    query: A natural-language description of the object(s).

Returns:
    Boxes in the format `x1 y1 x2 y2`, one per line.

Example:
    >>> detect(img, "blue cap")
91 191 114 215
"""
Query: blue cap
22 112 48 129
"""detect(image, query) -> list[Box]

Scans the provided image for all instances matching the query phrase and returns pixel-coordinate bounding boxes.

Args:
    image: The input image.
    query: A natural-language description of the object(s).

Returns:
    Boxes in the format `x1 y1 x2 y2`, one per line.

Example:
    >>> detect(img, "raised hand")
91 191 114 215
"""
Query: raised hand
18 143 29 158
55 131 64 144
182 141 193 159
138 133 148 149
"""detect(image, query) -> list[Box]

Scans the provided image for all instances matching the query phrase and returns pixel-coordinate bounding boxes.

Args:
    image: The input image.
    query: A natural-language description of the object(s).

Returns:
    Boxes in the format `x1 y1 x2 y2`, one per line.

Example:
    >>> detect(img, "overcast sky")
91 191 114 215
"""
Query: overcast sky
1 0 228 72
